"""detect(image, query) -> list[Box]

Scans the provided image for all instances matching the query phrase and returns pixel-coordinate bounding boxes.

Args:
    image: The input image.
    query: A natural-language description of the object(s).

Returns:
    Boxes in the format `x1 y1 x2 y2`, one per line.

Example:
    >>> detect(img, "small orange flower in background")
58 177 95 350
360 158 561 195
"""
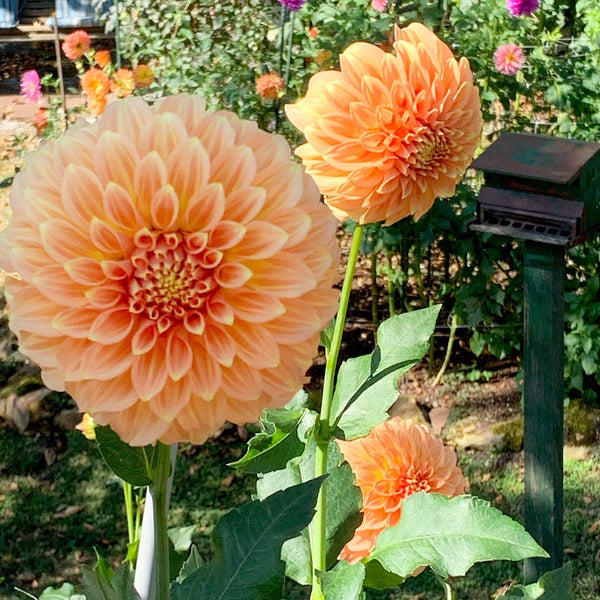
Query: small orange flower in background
133 64 154 88
256 73 285 100
33 106 48 135
286 23 483 225
308 27 318 38
77 413 96 440
62 30 91 60
94 49 112 69
80 68 110 116
0 95 340 446
338 418 465 563
110 68 135 98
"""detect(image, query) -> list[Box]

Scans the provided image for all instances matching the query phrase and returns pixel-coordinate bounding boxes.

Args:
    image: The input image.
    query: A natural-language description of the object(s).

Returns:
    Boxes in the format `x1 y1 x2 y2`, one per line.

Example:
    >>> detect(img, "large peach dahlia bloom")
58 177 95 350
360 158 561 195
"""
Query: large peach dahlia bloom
286 23 482 225
338 418 465 563
0 95 339 446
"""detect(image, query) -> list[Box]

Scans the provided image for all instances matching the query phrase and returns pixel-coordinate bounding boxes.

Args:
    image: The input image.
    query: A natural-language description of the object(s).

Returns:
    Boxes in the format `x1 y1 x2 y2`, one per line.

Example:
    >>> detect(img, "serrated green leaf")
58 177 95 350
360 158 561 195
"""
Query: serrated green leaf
170 477 325 600
168 526 196 553
321 561 365 600
320 319 336 352
176 546 204 584
256 438 362 585
229 408 306 474
39 584 85 600
368 493 548 579
81 555 139 600
362 559 405 590
332 306 440 439
499 563 574 599
95 426 153 487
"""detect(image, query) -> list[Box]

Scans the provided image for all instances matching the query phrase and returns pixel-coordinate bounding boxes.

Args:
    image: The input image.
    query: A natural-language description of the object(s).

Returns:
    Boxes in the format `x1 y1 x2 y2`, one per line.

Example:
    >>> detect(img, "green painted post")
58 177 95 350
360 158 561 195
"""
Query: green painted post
523 241 564 583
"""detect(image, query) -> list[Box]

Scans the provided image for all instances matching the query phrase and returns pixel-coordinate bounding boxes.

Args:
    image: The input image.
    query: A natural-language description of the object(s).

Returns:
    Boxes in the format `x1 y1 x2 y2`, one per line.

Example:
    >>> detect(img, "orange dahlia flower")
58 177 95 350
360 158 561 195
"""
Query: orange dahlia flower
110 68 135 98
133 64 155 88
0 95 339 446
62 30 92 60
286 23 483 225
256 73 285 100
81 68 110 99
94 49 112 69
338 418 465 563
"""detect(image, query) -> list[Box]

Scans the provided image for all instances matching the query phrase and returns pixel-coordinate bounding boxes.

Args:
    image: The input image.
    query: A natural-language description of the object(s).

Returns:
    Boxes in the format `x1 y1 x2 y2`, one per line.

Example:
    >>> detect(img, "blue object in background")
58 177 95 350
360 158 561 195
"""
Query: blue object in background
49 0 109 27
0 0 18 28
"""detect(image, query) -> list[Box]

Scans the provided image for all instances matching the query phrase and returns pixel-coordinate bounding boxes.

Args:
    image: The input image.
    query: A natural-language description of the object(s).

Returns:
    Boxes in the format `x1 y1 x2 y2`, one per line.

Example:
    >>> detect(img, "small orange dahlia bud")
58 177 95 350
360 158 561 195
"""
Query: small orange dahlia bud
256 73 285 100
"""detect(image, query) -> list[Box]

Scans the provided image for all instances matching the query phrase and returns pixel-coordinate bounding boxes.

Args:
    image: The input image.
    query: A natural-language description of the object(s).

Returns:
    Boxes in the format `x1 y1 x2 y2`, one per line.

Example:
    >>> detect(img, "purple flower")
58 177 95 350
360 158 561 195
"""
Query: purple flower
20 70 42 104
506 0 540 17
278 0 305 11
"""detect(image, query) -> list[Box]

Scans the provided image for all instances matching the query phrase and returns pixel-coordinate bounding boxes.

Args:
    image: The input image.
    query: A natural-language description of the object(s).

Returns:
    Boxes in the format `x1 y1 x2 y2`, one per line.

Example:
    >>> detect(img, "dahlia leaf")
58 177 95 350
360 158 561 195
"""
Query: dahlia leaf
498 563 573 599
95 425 153 487
38 584 85 600
332 305 441 440
368 493 549 579
168 526 197 580
169 477 325 600
362 560 405 590
229 407 307 474
321 561 366 600
81 558 140 600
255 437 362 585
176 546 204 584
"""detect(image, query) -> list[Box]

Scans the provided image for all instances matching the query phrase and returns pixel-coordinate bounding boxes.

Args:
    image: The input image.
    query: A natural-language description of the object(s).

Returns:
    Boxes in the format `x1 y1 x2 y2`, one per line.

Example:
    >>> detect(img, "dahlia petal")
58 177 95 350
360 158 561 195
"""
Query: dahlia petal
61 165 105 231
138 113 188 159
183 183 225 231
98 96 153 145
220 288 285 323
209 221 246 250
167 137 210 203
53 131 96 173
231 221 289 260
8 280 64 337
103 182 145 233
247 254 316 298
264 302 321 343
254 162 304 215
32 264 88 308
89 308 134 344
150 184 179 231
94 131 139 195
101 259 133 280
221 357 263 401
148 376 192 421
131 319 159 355
40 219 100 263
67 372 138 412
52 307 99 338
134 151 168 218
166 330 193 381
267 209 312 247
84 284 126 309
131 337 169 400
41 368 66 391
155 94 207 135
62 338 134 381
210 145 256 196
17 331 63 366
221 186 266 224
229 324 279 369
189 349 222 400
206 297 235 325
90 216 134 257
196 114 236 156
214 262 253 288
64 257 106 286
201 324 235 367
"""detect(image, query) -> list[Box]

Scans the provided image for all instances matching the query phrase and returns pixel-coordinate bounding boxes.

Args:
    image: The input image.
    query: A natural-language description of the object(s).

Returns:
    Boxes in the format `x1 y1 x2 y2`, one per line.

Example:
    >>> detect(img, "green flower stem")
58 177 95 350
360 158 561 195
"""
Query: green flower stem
151 442 173 600
310 224 363 600
284 10 296 87
123 481 135 566
386 250 396 317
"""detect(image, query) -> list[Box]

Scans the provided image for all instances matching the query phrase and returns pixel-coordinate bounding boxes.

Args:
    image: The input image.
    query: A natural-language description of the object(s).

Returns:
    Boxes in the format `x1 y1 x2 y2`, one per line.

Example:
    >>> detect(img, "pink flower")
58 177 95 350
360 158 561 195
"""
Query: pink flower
494 44 526 75
372 0 389 10
20 70 42 104
506 0 539 16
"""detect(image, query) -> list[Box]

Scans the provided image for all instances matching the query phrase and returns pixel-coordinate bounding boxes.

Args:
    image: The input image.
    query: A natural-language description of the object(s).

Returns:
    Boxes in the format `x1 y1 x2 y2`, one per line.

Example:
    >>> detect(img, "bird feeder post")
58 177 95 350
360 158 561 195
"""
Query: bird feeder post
471 132 600 584
523 240 564 581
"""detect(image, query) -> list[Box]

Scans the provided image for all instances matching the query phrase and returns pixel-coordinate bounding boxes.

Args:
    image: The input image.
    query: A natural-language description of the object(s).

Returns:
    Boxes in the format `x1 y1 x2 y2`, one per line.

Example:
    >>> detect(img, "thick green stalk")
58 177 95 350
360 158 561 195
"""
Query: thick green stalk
386 250 396 317
123 481 135 568
152 443 173 600
310 225 363 600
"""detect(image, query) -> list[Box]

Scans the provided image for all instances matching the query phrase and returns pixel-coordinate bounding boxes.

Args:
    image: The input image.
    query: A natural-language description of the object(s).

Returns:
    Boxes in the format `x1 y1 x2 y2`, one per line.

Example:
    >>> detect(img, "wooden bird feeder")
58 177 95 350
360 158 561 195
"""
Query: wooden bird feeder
471 132 600 583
